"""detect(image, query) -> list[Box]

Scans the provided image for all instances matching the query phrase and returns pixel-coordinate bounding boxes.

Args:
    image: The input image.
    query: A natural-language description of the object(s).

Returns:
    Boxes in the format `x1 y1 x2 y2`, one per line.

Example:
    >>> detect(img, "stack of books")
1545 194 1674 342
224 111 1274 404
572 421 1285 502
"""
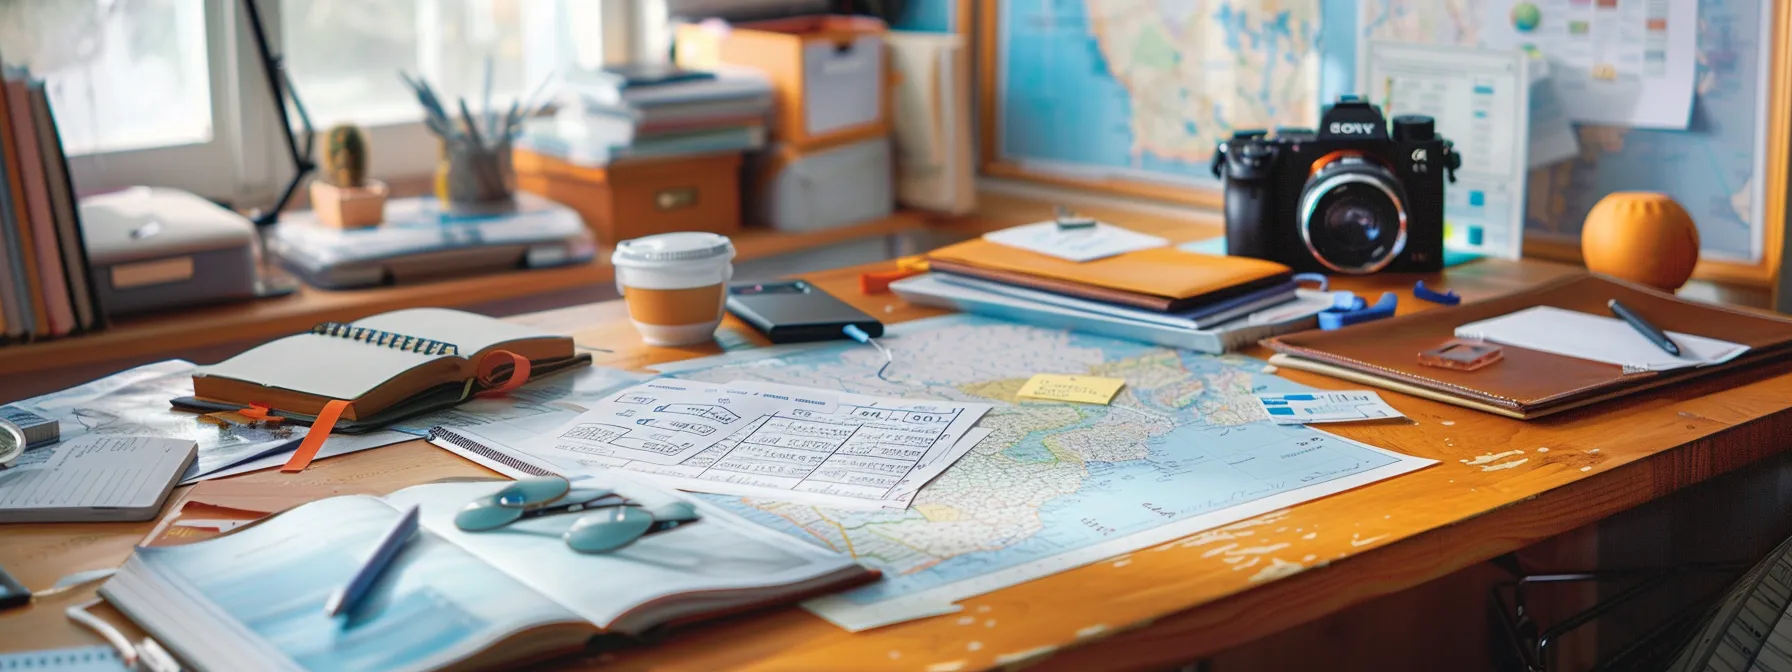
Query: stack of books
520 64 774 166
0 67 102 345
891 232 1339 353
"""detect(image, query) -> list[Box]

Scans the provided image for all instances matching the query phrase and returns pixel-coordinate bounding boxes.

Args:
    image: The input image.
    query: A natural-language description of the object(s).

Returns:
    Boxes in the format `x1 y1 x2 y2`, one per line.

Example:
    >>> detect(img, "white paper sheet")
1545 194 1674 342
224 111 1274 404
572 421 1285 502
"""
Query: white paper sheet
1257 391 1406 424
1455 306 1750 372
1363 41 1530 261
982 221 1169 262
527 385 993 510
527 380 785 466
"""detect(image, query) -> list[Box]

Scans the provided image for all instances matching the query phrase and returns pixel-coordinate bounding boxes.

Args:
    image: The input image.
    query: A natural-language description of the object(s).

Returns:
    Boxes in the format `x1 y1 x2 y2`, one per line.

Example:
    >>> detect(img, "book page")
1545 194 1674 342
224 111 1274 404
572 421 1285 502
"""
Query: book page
130 495 581 671
197 333 441 401
385 479 856 632
355 308 560 356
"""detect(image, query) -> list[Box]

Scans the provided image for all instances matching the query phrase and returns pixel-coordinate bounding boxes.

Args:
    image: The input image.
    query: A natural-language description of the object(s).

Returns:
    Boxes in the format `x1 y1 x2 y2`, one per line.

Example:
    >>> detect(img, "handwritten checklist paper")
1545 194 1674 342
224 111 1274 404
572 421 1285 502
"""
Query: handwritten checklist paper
527 382 992 510
1017 374 1126 405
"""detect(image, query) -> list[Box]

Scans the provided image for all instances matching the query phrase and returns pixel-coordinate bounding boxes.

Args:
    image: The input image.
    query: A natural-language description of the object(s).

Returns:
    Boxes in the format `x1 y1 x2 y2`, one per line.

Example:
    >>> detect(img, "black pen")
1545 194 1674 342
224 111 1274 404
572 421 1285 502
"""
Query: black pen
1608 299 1681 357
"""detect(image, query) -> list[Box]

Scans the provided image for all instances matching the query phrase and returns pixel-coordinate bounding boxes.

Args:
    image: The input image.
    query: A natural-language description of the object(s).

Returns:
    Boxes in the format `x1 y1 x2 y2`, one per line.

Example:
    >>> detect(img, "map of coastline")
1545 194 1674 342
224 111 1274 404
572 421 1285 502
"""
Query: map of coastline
665 315 1433 629
998 0 1322 185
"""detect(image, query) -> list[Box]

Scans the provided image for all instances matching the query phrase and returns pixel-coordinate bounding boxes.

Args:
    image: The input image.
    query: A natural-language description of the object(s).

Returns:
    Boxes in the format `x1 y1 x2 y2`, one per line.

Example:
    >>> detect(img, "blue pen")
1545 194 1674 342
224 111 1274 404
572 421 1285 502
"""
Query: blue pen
325 504 420 617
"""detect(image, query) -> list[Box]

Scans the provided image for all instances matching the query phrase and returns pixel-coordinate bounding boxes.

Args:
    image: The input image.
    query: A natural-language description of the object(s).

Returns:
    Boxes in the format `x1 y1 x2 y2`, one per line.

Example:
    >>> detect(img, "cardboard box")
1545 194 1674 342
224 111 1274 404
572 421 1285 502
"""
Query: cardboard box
675 16 889 149
514 149 742 245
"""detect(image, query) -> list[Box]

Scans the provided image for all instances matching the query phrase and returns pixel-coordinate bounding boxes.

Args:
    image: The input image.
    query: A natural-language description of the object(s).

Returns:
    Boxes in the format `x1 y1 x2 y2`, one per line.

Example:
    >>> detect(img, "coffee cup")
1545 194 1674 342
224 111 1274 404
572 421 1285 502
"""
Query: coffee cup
612 232 735 346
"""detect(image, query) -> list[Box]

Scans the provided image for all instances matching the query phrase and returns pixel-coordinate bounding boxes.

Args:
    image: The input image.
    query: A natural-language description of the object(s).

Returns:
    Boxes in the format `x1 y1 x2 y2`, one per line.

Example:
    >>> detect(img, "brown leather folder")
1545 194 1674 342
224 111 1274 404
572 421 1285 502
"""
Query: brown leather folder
1263 273 1792 419
926 239 1292 312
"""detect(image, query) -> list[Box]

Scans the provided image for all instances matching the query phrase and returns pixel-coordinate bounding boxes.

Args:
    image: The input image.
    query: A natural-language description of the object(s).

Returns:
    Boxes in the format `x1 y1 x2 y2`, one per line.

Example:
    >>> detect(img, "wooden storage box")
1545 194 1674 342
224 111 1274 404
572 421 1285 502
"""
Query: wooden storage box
513 149 742 246
674 15 889 149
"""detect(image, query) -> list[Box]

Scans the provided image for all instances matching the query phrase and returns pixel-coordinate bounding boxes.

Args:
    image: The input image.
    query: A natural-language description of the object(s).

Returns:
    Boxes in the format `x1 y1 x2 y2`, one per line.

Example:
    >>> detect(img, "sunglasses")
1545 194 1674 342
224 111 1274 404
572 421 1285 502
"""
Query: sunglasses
454 476 700 553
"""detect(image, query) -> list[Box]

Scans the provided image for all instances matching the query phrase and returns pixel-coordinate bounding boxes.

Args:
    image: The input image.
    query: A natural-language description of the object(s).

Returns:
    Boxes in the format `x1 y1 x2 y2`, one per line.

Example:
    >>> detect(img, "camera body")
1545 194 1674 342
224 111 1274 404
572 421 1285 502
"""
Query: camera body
1212 96 1459 274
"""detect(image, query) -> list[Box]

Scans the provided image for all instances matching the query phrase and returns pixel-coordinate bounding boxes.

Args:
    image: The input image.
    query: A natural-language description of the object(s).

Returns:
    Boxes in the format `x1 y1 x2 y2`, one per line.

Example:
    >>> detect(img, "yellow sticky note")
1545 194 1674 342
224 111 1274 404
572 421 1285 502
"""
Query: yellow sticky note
1016 374 1126 405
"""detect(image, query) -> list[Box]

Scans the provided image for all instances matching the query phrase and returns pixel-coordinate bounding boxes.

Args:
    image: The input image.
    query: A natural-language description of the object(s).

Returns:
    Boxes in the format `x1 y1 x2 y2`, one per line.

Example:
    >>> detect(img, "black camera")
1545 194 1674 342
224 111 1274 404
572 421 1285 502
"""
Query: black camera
1211 96 1459 274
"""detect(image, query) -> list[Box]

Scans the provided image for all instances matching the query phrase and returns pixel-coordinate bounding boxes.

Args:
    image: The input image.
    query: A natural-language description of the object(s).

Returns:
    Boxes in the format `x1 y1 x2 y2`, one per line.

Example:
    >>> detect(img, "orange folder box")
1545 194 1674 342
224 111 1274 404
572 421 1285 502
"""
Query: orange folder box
675 15 891 149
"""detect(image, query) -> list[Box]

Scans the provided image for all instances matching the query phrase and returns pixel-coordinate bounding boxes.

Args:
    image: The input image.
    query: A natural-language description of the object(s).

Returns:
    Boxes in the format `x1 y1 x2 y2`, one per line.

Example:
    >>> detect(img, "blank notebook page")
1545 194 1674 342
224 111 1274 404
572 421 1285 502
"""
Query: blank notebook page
1455 306 1751 372
353 308 554 354
197 335 441 400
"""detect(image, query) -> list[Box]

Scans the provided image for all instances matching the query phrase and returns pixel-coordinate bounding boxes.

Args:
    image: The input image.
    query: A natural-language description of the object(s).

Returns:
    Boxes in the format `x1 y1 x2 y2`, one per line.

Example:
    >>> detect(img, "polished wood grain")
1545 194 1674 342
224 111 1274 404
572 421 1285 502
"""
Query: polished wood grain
0 211 932 379
11 252 1792 670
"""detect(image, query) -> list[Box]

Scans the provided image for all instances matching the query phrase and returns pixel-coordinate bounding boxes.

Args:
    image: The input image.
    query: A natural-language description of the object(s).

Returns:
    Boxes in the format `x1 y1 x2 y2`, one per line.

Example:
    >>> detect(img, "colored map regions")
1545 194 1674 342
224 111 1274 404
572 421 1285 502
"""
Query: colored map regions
998 0 1322 186
1360 0 1765 261
664 315 1429 627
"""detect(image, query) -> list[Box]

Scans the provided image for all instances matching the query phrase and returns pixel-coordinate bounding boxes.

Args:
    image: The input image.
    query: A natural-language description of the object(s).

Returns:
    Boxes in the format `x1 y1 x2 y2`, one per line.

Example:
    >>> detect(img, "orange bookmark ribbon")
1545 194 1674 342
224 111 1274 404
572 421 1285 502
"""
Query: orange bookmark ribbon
475 350 532 398
282 399 351 473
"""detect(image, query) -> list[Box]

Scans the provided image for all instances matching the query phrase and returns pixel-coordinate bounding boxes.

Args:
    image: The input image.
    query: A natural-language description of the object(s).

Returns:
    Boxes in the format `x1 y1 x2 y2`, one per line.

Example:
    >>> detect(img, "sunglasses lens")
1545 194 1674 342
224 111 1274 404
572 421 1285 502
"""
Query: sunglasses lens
455 497 525 531
564 506 655 553
645 501 699 523
495 477 570 509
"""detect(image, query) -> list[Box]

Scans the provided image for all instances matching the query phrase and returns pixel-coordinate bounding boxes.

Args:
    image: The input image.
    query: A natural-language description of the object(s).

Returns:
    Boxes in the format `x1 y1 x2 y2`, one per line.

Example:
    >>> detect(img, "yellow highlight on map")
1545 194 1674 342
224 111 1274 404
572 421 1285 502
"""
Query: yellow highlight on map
1016 374 1126 405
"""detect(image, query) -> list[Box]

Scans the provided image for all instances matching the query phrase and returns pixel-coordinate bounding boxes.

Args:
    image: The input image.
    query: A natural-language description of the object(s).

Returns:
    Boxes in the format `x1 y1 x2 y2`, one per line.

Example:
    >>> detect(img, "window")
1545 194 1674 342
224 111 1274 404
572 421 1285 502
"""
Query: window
0 0 623 202
0 0 214 155
282 0 598 129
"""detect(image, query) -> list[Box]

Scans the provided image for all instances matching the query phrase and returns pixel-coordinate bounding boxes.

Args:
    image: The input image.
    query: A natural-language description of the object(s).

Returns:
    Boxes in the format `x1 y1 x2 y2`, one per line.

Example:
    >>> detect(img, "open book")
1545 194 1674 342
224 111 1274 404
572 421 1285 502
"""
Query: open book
99 476 873 672
191 308 589 422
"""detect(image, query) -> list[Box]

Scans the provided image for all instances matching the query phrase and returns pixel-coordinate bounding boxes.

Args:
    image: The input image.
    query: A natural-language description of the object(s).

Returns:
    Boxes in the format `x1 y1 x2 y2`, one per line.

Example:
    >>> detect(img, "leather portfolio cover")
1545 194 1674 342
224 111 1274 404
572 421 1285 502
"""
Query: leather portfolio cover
1263 273 1792 419
927 239 1291 312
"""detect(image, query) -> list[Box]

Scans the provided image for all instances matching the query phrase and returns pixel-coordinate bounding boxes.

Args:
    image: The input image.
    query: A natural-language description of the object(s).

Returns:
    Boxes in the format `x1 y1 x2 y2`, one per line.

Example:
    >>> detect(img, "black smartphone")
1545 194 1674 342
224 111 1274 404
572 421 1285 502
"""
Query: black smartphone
0 563 29 611
725 280 884 344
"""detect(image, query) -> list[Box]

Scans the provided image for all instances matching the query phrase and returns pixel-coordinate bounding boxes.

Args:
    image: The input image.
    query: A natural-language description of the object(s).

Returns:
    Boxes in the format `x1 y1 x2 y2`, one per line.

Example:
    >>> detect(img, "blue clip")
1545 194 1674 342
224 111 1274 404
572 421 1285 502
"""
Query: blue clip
1413 280 1460 305
1318 292 1398 330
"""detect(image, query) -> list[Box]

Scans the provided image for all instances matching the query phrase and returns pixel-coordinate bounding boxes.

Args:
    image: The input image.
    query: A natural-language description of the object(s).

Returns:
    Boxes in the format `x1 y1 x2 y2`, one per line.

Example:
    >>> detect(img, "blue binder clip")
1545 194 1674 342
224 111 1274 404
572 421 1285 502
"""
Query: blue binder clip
1318 292 1398 330
1413 280 1460 305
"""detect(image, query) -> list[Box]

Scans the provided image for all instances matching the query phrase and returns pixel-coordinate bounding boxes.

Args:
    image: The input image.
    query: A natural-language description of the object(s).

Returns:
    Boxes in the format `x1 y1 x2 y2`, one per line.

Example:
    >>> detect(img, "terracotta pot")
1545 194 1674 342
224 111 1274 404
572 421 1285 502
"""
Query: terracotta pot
1581 191 1700 291
310 178 389 229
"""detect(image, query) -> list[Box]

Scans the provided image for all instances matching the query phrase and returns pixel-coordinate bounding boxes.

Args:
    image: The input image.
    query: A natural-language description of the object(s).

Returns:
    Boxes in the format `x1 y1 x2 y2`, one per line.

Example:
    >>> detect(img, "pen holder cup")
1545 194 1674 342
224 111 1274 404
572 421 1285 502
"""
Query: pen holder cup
436 137 516 216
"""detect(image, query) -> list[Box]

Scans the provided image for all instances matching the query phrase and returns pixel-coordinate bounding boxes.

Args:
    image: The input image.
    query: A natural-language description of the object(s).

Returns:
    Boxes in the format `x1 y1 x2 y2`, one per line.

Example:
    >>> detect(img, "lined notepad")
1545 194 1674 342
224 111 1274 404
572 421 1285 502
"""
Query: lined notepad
0 435 196 522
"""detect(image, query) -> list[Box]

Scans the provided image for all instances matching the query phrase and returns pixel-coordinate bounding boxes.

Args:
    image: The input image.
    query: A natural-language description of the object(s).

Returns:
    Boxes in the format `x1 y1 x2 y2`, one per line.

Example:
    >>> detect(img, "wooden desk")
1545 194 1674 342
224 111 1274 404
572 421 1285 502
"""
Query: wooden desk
14 256 1784 670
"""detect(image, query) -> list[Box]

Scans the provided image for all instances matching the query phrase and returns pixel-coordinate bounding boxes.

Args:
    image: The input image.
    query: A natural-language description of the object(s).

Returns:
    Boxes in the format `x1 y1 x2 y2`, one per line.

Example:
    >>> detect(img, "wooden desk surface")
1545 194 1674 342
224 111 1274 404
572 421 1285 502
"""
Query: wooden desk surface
14 255 1787 671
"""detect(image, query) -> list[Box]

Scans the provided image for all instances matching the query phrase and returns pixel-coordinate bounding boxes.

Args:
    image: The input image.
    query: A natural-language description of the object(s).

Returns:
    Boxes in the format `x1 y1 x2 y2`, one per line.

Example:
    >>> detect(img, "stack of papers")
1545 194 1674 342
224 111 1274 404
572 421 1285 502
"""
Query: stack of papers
521 380 993 510
1456 306 1750 373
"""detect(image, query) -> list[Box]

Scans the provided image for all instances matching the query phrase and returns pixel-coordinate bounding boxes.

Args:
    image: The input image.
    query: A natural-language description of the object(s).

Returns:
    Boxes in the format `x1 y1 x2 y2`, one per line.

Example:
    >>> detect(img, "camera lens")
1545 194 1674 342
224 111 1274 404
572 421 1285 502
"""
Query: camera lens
1298 157 1408 274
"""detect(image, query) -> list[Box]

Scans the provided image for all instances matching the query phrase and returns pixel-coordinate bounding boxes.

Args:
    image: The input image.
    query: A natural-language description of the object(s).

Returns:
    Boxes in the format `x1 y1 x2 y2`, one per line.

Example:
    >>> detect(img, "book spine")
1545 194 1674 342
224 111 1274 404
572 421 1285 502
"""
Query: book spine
3 77 73 336
0 70 45 340
30 82 95 332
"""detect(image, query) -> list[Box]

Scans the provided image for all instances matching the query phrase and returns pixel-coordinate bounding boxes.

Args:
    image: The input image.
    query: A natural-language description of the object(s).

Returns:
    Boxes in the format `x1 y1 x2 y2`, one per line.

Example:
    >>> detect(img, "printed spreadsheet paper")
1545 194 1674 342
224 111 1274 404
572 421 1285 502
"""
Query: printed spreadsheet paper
526 385 993 510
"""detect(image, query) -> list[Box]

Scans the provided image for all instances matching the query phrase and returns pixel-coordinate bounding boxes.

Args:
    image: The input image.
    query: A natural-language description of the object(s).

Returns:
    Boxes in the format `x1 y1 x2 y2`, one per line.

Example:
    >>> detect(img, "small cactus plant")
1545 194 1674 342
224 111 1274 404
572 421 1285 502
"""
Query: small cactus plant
322 123 369 188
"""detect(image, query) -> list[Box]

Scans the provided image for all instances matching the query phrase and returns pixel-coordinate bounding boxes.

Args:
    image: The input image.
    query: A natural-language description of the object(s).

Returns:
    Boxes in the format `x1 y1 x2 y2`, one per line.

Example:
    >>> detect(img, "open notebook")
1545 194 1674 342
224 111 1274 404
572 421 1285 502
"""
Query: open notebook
190 308 589 423
99 477 874 672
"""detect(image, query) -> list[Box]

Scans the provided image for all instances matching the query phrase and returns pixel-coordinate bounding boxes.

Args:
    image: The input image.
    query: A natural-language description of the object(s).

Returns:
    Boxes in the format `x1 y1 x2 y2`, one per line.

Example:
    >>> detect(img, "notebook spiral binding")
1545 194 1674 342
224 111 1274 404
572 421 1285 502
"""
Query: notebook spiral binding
427 426 554 477
310 322 460 356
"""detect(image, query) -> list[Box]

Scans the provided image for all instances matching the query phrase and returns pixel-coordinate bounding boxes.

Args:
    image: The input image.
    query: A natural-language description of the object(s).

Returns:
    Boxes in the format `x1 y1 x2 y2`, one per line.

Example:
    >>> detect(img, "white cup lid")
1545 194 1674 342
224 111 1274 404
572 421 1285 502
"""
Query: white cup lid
613 232 735 264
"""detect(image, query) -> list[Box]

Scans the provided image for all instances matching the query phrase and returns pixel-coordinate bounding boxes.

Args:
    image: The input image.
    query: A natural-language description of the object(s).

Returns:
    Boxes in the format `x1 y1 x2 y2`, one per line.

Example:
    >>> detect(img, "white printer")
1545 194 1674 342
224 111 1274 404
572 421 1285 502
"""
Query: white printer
80 187 261 316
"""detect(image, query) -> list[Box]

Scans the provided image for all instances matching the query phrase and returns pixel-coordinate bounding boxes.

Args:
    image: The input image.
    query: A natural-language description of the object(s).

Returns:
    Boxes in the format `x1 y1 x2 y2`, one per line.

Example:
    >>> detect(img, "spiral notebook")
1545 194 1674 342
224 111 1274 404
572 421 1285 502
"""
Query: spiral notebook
188 308 589 423
0 646 128 672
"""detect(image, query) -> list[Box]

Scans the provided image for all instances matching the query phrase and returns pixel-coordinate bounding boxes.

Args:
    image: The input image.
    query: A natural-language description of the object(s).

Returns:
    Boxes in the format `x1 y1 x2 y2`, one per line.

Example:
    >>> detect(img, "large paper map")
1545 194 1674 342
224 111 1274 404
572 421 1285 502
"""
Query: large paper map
1360 0 1770 261
659 315 1433 630
995 0 1322 187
